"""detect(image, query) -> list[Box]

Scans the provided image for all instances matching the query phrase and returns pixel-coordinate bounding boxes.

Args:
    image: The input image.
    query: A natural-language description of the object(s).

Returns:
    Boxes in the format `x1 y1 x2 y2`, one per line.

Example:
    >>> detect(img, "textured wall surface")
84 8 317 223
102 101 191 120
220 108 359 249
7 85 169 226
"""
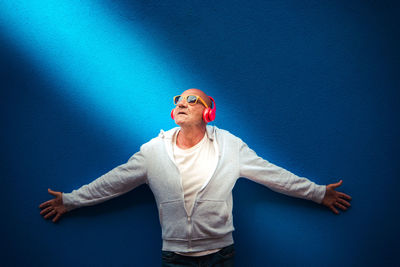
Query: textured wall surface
1 1 399 266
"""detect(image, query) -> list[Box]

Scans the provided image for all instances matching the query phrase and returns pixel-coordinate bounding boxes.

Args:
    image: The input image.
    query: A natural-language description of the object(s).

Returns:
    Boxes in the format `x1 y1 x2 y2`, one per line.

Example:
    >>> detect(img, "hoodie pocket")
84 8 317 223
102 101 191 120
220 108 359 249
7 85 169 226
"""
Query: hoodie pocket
159 199 188 240
191 200 234 239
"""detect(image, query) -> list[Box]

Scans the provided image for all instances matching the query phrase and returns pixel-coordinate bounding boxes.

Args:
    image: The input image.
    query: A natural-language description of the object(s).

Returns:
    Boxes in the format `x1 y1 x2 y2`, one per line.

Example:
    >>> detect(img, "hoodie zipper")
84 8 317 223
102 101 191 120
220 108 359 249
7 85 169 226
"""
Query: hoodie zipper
161 126 219 251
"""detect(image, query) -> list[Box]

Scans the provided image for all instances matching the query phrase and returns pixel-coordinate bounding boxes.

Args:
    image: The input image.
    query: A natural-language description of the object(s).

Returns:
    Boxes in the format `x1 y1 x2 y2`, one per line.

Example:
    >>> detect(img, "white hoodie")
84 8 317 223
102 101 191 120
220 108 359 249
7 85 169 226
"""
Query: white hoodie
63 126 326 253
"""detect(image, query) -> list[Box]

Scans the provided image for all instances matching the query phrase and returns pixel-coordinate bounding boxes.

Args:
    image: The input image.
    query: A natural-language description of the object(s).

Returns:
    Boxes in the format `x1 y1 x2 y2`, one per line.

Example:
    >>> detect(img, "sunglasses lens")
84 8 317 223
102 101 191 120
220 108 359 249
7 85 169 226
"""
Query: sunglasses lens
174 96 182 105
187 95 198 104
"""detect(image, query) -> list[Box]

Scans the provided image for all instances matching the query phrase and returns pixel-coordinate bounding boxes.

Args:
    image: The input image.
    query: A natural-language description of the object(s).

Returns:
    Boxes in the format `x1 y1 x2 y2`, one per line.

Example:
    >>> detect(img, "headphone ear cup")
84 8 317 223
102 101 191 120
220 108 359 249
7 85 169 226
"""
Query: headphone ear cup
208 107 216 122
205 96 216 123
203 108 212 123
202 108 209 123
171 109 175 120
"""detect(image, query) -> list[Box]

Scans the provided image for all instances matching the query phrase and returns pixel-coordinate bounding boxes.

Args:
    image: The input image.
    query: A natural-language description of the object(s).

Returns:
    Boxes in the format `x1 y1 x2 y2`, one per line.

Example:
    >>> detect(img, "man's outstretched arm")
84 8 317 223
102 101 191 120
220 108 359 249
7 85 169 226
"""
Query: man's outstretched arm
39 188 68 223
39 148 148 223
321 180 352 214
238 140 352 213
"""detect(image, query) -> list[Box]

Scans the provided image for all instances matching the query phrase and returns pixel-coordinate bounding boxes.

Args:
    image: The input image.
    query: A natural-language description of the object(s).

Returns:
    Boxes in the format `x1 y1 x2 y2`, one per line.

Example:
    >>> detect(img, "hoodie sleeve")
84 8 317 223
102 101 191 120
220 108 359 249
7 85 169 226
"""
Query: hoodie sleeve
62 147 148 211
239 141 325 203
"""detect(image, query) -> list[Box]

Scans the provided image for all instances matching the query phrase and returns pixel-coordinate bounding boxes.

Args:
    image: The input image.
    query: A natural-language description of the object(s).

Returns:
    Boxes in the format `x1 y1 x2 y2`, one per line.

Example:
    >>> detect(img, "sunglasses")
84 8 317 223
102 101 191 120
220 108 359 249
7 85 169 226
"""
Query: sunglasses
173 95 209 108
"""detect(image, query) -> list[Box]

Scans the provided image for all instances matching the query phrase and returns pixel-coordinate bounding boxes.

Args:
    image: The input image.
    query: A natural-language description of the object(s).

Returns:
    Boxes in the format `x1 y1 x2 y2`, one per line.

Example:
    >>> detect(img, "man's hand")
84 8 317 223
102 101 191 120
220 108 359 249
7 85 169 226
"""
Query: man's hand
322 180 352 214
39 188 68 222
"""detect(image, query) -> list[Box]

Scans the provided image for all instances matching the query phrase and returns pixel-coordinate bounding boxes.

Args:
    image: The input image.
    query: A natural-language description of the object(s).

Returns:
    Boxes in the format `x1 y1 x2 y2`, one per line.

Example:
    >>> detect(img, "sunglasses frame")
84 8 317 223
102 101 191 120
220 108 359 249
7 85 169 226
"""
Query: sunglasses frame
173 95 209 108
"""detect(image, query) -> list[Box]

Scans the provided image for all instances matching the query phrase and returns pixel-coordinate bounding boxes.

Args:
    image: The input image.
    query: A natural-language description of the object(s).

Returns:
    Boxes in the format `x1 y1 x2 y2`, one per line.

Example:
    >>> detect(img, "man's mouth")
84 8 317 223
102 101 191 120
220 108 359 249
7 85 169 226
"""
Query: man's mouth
177 111 187 115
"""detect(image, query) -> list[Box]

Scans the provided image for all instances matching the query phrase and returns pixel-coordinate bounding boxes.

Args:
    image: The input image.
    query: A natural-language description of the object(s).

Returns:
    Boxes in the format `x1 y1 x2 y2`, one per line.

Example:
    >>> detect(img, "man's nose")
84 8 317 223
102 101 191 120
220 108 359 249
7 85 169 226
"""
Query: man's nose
178 99 188 107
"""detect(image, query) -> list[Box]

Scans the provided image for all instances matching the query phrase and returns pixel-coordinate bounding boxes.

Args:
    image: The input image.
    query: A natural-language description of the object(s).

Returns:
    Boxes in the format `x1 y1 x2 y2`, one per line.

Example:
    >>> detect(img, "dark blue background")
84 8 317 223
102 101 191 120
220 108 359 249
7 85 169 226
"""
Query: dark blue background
1 1 399 266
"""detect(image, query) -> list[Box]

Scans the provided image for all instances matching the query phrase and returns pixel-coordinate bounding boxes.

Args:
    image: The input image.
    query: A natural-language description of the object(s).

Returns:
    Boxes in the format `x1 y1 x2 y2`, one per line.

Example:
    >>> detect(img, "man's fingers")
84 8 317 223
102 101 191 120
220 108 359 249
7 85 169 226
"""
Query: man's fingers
338 198 351 207
40 206 53 216
330 205 339 215
331 180 343 189
53 213 62 223
334 202 347 211
339 192 352 200
44 210 56 219
48 188 60 197
39 200 52 209
40 189 61 209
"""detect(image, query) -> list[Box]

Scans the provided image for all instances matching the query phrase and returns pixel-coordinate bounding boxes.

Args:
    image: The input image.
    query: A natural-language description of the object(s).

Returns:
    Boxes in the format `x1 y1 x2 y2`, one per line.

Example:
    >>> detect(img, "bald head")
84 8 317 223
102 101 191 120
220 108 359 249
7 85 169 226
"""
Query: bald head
181 88 212 107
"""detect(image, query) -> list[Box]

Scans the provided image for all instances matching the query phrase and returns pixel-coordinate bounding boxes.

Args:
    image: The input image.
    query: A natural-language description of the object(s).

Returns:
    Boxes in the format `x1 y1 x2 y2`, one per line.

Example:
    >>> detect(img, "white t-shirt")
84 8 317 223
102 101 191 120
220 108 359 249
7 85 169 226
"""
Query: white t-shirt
173 132 217 214
173 131 220 256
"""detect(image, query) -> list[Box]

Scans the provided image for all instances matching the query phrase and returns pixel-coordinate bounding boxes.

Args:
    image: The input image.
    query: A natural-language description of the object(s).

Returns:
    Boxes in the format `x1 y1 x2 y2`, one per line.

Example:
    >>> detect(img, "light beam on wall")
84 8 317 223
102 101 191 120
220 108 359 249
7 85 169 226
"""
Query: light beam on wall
0 1 194 142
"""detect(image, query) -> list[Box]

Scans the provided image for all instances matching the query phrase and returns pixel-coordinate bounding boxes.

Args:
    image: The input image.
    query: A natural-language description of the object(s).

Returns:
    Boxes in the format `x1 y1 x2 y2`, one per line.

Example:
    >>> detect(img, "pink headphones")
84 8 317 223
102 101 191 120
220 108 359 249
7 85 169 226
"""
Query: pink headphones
171 96 216 123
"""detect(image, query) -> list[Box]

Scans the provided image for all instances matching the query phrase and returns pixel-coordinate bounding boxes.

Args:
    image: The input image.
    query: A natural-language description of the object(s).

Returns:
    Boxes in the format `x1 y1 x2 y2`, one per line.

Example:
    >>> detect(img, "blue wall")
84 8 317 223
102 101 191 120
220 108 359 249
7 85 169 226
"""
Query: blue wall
1 1 399 266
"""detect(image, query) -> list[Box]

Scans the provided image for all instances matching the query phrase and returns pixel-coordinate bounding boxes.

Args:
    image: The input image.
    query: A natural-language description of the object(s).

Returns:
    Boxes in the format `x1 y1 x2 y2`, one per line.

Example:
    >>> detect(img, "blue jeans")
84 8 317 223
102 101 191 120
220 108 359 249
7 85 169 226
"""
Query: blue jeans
161 244 235 267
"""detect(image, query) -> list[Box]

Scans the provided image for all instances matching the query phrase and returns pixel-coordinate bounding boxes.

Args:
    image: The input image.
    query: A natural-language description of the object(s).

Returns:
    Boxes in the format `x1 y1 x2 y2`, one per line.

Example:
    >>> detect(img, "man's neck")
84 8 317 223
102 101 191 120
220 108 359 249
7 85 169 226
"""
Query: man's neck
177 125 206 149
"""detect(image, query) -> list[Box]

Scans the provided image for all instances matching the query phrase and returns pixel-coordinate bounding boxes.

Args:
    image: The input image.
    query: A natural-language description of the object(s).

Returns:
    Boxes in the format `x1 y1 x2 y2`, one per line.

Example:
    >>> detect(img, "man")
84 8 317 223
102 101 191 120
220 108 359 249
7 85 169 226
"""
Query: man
39 88 351 266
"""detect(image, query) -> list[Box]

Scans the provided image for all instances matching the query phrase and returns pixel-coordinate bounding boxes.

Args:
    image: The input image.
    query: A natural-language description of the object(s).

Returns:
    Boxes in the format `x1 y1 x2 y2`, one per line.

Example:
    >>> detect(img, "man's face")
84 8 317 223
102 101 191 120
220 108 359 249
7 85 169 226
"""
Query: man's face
173 89 208 127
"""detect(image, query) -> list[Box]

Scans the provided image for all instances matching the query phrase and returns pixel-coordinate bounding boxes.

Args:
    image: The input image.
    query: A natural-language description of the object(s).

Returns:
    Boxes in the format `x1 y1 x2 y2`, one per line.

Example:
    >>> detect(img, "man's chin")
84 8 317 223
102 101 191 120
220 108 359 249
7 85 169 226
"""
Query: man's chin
174 119 185 126
175 120 195 128
175 114 190 123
